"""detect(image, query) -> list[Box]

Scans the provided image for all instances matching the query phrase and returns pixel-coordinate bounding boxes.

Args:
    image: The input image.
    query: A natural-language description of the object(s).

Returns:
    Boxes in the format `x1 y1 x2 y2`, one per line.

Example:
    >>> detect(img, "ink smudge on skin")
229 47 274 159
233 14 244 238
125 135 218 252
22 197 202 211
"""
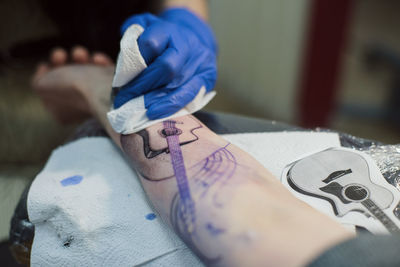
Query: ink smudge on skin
60 175 83 187
206 223 225 236
146 213 157 220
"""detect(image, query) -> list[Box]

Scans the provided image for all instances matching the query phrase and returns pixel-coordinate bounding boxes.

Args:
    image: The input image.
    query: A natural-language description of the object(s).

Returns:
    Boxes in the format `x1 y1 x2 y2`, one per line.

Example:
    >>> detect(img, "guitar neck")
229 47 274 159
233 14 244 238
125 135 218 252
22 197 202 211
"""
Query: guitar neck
362 199 399 234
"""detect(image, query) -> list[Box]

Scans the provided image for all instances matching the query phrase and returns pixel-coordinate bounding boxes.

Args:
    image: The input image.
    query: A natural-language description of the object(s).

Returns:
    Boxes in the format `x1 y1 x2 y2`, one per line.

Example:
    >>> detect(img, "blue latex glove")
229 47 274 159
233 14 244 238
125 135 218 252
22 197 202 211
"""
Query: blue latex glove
113 8 217 120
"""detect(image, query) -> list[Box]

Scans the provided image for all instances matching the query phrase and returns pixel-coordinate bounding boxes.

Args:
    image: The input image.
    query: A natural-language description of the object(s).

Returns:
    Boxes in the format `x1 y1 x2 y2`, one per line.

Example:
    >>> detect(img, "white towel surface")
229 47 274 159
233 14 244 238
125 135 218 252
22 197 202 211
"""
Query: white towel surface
28 137 202 266
106 24 215 134
28 131 341 266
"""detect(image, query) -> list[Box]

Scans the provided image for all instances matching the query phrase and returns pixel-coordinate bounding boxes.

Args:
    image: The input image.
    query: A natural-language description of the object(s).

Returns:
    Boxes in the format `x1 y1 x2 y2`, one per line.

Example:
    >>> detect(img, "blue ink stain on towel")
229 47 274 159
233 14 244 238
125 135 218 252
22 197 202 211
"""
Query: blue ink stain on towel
61 175 83 187
145 213 157 220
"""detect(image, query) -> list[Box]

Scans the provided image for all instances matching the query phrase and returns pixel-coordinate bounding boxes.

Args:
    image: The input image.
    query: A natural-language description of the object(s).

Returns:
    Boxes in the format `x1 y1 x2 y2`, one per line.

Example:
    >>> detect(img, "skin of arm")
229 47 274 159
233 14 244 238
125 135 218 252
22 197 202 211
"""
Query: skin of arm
117 114 353 266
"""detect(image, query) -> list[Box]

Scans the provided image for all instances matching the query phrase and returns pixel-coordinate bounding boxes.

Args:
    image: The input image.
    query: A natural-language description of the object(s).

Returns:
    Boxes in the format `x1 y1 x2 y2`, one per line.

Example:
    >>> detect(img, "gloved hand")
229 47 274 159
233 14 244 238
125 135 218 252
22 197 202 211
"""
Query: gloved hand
113 8 217 120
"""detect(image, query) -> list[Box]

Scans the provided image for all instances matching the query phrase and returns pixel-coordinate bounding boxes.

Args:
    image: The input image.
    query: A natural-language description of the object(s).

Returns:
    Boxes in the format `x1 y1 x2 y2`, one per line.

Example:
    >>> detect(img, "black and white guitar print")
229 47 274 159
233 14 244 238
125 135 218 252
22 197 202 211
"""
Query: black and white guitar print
284 148 400 234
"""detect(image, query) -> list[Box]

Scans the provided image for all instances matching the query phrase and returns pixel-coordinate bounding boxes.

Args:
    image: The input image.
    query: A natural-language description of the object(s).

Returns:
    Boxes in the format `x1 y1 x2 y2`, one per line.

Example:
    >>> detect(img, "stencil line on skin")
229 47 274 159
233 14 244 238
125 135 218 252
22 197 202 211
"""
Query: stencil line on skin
190 143 238 205
163 120 196 234
145 120 237 264
168 143 237 265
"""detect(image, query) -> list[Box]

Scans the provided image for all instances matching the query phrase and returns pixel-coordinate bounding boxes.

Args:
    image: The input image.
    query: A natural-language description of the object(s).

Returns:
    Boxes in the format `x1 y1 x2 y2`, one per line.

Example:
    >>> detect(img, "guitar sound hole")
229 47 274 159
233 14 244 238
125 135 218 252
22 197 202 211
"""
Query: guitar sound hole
344 185 368 201
160 128 182 137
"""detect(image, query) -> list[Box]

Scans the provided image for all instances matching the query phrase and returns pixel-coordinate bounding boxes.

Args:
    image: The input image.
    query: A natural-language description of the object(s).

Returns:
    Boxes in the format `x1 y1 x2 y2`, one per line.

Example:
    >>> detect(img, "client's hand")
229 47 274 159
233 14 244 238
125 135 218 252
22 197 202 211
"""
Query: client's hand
32 46 114 124
113 8 218 120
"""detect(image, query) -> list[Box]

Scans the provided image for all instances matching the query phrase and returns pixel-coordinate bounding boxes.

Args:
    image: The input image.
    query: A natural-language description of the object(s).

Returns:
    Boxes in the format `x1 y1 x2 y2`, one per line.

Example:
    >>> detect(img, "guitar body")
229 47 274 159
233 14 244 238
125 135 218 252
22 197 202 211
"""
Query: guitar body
141 117 202 153
283 147 400 234
121 116 203 181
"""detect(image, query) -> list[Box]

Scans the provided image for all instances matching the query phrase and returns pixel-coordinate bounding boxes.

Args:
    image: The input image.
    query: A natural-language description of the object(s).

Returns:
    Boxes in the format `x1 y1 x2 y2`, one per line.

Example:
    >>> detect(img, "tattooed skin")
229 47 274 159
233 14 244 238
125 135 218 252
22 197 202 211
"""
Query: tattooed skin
119 115 350 267
170 141 238 264
121 116 241 264
120 116 304 266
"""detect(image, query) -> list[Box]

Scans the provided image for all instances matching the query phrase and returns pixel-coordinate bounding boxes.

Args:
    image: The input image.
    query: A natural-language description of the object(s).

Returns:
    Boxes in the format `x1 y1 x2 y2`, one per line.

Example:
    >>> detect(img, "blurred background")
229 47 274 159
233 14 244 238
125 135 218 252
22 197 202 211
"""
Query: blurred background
208 0 400 143
2 0 400 264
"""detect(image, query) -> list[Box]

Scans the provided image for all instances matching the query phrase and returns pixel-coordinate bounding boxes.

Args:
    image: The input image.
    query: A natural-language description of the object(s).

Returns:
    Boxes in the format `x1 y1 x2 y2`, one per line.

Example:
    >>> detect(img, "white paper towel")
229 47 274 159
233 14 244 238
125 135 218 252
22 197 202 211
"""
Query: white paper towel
28 131 341 266
107 24 215 134
222 131 341 178
27 137 202 266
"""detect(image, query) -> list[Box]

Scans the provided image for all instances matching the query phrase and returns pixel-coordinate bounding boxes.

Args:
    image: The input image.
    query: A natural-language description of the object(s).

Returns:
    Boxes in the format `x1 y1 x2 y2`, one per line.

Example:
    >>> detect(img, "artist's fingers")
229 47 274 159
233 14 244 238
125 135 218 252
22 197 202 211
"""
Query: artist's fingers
137 22 170 65
113 46 188 108
165 48 216 90
92 52 114 66
143 87 170 108
145 76 203 120
71 46 90 64
50 47 67 66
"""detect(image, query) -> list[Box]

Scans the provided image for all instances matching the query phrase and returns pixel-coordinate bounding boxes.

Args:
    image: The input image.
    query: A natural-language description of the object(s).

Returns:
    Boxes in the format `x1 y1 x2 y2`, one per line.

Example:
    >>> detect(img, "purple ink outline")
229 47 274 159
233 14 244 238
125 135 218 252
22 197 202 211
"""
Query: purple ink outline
169 142 237 264
163 120 196 234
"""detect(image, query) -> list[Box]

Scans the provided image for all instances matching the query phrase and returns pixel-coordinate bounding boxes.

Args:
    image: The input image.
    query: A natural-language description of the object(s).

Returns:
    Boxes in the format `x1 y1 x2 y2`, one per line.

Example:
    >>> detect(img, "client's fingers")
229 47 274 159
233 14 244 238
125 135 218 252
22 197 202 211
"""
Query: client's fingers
50 47 67 66
32 62 50 84
92 52 114 66
71 46 90 64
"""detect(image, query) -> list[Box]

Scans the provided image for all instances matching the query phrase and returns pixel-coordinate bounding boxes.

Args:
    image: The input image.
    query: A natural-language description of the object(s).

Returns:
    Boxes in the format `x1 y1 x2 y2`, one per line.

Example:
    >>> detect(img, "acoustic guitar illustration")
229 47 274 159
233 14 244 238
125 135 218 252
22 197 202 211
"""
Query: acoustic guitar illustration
286 148 400 234
121 117 203 181
136 117 202 159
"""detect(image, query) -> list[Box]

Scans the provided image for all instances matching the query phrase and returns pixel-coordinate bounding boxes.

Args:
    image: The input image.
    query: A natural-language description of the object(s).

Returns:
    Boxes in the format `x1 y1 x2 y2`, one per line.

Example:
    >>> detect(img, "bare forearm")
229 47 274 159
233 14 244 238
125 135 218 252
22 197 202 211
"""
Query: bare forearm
164 0 209 20
120 115 352 266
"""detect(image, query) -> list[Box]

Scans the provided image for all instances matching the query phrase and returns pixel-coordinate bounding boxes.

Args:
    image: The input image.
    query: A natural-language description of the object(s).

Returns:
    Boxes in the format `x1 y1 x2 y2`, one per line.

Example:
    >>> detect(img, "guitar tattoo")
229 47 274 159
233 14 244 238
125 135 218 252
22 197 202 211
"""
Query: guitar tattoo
121 117 202 181
136 121 201 159
121 117 239 264
286 148 400 233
